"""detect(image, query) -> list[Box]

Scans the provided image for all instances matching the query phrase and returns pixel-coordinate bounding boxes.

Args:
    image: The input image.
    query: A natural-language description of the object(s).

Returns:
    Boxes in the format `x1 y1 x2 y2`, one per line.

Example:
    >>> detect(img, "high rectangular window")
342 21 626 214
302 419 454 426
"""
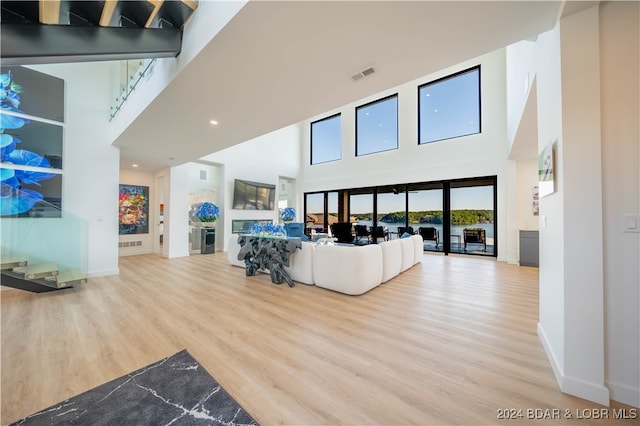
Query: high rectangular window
356 94 398 156
419 66 480 144
311 113 341 165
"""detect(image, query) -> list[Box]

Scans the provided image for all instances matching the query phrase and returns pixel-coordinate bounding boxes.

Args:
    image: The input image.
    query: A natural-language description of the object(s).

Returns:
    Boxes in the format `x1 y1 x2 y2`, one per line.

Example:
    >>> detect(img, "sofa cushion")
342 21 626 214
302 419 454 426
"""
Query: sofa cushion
227 235 246 268
379 239 402 283
313 244 383 295
283 241 315 285
411 234 423 265
399 237 415 272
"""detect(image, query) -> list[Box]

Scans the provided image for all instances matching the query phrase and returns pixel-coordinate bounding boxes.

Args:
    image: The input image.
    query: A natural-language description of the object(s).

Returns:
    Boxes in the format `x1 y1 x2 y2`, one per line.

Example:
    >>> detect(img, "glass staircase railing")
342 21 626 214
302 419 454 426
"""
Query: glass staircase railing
109 58 156 120
1 186 88 292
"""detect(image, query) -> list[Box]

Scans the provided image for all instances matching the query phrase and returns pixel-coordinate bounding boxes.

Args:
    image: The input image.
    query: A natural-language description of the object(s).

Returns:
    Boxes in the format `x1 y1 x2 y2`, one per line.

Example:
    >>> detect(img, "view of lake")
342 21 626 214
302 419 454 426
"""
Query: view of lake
355 220 494 239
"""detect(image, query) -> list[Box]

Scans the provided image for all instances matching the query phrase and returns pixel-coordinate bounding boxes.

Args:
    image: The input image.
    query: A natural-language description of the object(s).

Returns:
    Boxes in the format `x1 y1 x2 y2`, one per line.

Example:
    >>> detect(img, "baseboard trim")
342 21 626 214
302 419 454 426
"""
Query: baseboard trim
538 322 610 406
537 322 563 385
87 268 119 278
607 380 640 408
167 251 191 259
563 375 610 407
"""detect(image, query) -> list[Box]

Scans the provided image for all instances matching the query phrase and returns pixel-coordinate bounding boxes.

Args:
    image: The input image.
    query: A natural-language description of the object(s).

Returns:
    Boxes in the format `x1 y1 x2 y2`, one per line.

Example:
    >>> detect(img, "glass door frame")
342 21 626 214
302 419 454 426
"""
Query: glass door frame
303 175 497 257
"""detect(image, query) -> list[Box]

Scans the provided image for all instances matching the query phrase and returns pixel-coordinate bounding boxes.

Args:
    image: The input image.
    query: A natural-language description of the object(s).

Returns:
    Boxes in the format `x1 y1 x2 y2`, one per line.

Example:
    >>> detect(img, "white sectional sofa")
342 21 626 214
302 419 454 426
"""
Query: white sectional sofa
379 239 402 283
313 244 383 295
283 241 315 285
227 234 422 295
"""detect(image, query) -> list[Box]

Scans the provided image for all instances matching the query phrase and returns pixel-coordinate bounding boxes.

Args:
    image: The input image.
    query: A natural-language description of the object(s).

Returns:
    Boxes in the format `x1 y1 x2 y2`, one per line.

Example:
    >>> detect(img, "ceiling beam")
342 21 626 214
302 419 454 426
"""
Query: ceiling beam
99 0 119 27
39 0 61 24
145 0 164 28
182 0 198 11
1 24 182 66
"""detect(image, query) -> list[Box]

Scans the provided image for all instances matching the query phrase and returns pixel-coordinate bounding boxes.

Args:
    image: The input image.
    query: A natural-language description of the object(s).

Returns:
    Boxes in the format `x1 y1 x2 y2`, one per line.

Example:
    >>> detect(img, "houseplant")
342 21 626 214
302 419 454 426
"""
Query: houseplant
280 207 296 223
190 202 219 227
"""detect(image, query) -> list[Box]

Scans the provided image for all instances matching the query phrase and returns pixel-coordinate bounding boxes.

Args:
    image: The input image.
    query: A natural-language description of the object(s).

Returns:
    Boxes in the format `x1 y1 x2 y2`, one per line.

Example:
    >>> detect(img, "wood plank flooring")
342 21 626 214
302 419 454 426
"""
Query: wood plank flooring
1 252 636 425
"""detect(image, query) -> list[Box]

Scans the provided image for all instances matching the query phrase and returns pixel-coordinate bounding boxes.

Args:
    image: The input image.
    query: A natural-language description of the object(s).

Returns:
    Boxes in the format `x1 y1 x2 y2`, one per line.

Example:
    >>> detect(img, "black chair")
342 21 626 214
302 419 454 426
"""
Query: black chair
463 227 486 251
397 226 415 237
354 224 371 243
419 227 439 249
370 226 389 242
330 222 354 243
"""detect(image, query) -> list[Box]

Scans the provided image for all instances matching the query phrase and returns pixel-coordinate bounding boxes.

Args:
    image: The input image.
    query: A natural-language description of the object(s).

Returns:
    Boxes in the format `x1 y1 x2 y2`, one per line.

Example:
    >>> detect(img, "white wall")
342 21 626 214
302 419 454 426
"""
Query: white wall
119 169 156 256
516 160 540 232
300 49 511 260
537 3 640 407
165 163 191 258
202 124 302 251
600 1 640 407
535 20 566 392
505 40 537 150
559 6 607 405
186 161 223 253
109 1 247 141
30 62 120 277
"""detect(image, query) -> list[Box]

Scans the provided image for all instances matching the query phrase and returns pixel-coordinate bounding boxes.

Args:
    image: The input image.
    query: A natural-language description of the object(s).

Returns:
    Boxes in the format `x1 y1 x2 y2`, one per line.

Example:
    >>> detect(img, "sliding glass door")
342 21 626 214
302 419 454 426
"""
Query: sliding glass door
349 189 374 231
376 185 407 240
305 193 325 235
303 176 496 257
408 183 443 252
327 191 339 232
448 178 496 256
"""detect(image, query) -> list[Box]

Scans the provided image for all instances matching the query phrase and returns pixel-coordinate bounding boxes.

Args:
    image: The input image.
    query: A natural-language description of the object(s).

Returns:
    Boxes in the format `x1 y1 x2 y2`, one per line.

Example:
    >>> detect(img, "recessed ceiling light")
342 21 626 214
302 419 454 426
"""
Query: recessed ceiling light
209 120 219 125
132 163 139 168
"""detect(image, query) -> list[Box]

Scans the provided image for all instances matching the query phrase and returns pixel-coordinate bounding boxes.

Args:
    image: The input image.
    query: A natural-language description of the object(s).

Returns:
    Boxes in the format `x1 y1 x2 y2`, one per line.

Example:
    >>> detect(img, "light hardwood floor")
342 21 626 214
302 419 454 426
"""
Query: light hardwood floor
1 252 636 425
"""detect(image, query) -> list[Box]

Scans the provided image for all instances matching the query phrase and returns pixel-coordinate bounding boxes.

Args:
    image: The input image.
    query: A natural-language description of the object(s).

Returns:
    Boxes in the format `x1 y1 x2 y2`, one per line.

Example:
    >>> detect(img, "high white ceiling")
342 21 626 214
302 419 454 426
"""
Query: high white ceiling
114 0 566 171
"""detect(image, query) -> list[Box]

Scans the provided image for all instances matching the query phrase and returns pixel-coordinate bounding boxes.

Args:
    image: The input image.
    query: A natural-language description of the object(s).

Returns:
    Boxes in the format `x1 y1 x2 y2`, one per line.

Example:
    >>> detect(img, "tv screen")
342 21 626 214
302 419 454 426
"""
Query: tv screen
232 179 276 210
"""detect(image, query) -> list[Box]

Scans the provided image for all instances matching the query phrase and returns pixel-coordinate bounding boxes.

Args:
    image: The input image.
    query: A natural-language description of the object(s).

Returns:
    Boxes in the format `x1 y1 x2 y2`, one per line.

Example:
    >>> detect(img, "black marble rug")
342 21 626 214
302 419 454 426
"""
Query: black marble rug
10 349 258 426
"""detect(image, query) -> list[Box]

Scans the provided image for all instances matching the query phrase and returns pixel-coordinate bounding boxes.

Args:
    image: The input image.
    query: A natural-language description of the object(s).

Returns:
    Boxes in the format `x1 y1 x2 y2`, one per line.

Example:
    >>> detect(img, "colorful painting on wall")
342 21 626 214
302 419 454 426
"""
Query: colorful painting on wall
119 184 149 235
0 66 64 218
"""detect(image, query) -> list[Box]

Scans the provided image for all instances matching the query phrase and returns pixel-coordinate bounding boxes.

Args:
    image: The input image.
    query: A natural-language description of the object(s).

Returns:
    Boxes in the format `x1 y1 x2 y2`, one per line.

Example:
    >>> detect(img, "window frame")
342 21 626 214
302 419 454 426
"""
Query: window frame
418 65 481 145
310 113 342 165
355 93 399 157
303 175 496 257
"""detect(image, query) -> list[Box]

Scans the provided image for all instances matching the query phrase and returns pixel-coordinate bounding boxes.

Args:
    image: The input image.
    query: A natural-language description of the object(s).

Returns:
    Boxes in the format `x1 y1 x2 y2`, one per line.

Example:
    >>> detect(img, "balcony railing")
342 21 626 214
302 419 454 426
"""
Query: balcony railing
109 58 156 120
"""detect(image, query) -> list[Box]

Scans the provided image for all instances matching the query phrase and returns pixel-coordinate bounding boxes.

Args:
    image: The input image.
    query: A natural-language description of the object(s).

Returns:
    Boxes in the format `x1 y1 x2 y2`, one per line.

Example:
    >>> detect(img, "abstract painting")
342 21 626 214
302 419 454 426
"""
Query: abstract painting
119 184 149 234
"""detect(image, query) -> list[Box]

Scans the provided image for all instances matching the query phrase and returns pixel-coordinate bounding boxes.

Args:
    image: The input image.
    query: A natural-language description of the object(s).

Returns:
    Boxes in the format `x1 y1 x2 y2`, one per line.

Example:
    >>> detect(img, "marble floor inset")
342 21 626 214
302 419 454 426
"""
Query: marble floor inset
10 349 258 426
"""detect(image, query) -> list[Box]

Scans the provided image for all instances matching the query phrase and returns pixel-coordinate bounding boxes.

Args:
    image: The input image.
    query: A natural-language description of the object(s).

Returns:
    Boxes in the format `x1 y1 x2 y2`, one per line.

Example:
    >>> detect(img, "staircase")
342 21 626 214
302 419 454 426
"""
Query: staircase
1 252 87 293
1 0 199 66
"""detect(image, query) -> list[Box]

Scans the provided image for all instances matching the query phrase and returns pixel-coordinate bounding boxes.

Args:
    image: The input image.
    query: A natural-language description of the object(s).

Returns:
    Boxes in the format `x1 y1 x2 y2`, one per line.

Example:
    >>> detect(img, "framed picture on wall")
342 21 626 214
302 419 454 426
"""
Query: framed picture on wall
1 66 65 218
538 141 555 197
119 184 149 234
0 168 62 217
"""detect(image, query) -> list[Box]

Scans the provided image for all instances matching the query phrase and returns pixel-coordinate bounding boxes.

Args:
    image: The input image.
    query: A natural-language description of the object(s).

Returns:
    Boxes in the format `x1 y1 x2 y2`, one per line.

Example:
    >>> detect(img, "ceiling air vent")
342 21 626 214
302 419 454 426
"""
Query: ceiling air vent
351 67 375 82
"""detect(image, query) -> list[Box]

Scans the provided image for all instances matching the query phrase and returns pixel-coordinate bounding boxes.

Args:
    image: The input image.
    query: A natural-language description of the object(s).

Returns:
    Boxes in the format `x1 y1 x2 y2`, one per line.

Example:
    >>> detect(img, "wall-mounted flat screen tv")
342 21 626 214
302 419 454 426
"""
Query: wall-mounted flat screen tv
232 179 276 210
